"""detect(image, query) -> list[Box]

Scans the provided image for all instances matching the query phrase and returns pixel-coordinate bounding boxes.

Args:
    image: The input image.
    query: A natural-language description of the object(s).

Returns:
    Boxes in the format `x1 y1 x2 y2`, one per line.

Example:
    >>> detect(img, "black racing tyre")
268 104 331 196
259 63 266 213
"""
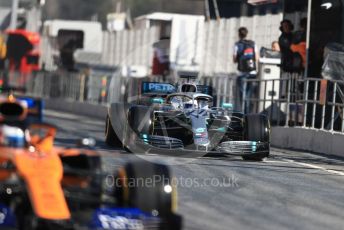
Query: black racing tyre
60 152 105 206
16 201 74 230
105 114 123 147
115 161 181 230
20 217 74 230
243 114 270 161
128 106 152 135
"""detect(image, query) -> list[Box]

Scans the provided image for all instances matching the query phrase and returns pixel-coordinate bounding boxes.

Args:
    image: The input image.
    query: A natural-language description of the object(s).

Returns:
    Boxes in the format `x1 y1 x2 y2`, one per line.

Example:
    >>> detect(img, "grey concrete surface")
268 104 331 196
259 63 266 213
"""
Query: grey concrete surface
44 99 107 120
46 110 344 230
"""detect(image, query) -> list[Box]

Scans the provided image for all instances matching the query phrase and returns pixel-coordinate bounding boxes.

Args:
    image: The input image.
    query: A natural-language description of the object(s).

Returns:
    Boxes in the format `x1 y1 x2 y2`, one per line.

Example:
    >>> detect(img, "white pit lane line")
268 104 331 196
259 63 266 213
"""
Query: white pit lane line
265 158 344 176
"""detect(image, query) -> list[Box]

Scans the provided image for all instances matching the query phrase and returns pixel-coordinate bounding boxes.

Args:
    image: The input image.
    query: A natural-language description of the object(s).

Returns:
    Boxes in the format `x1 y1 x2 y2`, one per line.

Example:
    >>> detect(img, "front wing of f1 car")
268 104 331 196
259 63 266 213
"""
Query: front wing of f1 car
0 205 178 230
127 134 269 158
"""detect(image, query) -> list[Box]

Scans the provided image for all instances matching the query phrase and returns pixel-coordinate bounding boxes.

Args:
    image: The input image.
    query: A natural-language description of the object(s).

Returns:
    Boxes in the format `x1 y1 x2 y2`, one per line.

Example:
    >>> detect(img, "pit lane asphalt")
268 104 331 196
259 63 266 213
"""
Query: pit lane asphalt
46 110 344 230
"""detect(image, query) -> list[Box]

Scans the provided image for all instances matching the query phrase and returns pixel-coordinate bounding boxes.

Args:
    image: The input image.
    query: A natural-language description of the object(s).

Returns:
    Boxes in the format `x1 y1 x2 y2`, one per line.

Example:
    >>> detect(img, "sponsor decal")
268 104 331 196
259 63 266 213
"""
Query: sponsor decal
98 214 144 230
195 128 206 133
0 205 16 227
195 132 207 138
147 83 175 93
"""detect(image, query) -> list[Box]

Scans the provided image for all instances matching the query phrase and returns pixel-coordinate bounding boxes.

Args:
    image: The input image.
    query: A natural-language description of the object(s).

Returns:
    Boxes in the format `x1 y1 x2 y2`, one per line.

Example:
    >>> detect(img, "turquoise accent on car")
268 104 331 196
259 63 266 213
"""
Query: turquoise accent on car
141 134 149 143
151 98 164 104
216 127 227 133
252 141 257 152
195 128 206 133
222 103 233 109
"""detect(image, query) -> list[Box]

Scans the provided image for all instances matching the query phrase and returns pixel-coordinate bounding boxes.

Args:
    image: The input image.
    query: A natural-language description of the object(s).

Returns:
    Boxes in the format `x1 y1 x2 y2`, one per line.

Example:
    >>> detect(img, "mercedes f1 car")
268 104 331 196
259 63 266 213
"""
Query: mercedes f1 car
105 81 270 161
0 94 182 230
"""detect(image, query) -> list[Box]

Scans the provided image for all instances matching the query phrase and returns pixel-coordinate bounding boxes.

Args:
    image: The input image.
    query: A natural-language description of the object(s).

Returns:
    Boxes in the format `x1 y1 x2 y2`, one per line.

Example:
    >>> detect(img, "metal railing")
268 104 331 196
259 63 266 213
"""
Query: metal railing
244 75 344 134
1 71 113 105
301 78 344 132
244 74 303 126
199 75 239 108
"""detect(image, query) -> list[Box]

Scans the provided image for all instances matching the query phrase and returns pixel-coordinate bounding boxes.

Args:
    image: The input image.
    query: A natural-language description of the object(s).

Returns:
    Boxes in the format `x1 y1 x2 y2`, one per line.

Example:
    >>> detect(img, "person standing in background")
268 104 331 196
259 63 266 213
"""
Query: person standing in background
278 20 294 72
291 18 307 70
0 34 6 71
271 41 280 52
233 27 259 113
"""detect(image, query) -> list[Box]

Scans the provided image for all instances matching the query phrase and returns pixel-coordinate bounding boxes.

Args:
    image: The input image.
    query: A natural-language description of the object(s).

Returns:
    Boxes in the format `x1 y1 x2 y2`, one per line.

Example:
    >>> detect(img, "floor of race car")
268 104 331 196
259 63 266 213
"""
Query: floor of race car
47 110 344 230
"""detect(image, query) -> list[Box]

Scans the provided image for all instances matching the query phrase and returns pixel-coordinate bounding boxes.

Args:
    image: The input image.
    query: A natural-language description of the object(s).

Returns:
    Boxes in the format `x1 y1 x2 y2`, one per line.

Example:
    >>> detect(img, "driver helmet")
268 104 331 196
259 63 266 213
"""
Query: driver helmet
0 125 25 148
171 96 183 110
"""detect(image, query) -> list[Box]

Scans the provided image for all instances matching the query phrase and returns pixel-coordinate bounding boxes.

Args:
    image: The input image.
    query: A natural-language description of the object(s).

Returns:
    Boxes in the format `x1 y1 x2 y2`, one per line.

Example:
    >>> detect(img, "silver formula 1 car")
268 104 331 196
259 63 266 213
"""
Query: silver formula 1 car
106 80 270 161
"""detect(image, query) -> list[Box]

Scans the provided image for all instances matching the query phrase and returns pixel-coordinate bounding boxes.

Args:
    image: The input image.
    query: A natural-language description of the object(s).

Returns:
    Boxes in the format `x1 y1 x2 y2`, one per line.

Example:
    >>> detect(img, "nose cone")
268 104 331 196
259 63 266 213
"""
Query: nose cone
190 113 210 148
193 128 210 146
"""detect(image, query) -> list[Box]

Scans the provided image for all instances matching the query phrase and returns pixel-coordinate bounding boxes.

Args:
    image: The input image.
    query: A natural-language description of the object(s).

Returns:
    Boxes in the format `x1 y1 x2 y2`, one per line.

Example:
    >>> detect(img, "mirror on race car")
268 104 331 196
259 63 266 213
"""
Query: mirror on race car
0 102 27 121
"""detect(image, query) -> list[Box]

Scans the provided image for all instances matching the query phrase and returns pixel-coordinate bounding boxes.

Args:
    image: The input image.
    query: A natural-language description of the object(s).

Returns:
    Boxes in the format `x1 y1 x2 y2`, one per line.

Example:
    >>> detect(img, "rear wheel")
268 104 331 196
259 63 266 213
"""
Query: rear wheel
243 114 270 161
115 161 181 230
105 115 123 148
61 154 103 200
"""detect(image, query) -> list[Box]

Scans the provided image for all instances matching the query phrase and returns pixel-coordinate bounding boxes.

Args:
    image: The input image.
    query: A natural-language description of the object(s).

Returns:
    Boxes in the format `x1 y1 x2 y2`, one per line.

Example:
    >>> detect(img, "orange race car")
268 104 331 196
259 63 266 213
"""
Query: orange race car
0 94 182 230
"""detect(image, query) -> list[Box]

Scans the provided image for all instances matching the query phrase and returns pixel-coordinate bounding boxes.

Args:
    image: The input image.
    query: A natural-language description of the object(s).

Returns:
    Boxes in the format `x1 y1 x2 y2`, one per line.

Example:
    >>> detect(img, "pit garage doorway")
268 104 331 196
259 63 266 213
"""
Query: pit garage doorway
283 0 344 77
308 0 344 77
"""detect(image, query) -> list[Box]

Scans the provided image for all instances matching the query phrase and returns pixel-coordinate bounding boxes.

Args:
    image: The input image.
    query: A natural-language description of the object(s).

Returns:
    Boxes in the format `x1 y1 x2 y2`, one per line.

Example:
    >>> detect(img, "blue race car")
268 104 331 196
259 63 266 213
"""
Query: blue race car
0 94 182 230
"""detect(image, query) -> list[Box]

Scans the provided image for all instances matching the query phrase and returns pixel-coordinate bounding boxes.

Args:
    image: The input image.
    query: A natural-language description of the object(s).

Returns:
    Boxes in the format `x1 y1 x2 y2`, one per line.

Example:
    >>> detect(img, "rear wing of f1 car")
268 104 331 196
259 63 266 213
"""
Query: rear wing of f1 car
141 82 177 95
141 82 213 97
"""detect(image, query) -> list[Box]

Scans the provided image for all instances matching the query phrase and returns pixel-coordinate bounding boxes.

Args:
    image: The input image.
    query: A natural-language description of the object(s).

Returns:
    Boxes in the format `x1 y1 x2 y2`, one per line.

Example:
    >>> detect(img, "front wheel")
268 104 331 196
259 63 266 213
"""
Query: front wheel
128 106 152 135
115 161 182 230
242 114 270 161
105 115 123 148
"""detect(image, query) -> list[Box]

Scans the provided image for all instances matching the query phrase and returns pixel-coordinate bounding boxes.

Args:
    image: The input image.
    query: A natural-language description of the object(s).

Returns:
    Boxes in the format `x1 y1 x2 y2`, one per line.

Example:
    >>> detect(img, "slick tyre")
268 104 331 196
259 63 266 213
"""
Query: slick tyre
105 115 123 148
128 106 152 135
115 161 181 230
243 114 270 161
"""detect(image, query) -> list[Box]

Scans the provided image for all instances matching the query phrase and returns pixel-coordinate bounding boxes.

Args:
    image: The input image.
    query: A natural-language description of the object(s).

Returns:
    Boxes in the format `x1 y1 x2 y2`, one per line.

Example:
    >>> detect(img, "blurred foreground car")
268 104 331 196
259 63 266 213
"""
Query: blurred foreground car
106 80 270 161
0 94 182 230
